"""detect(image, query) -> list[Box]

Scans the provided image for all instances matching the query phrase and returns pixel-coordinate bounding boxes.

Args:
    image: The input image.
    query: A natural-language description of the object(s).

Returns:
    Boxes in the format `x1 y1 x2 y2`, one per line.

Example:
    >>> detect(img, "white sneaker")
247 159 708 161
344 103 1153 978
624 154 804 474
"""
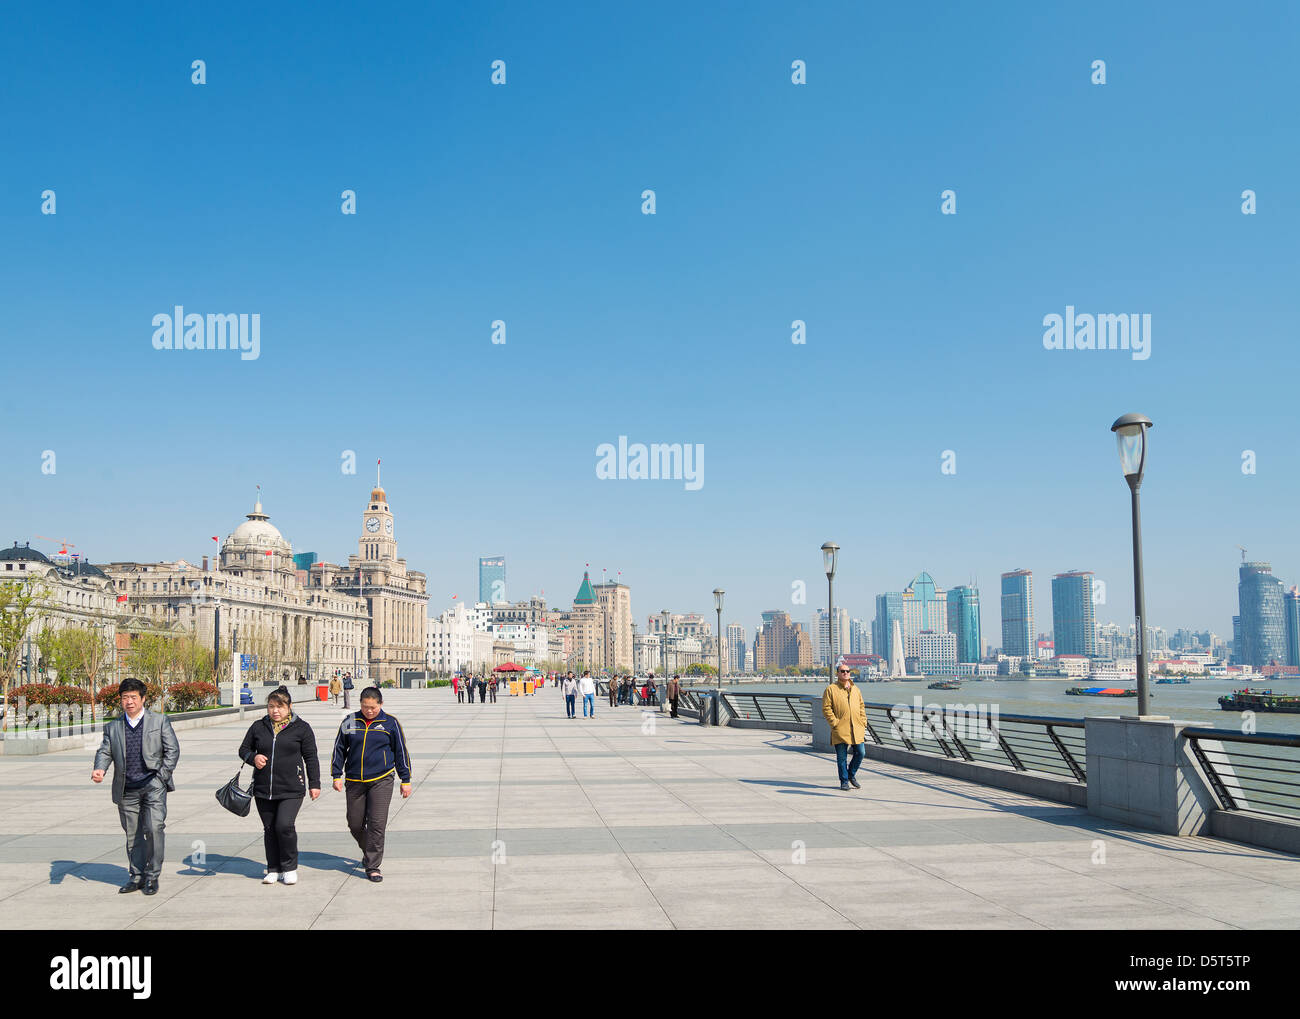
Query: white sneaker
263 871 280 884
281 870 298 885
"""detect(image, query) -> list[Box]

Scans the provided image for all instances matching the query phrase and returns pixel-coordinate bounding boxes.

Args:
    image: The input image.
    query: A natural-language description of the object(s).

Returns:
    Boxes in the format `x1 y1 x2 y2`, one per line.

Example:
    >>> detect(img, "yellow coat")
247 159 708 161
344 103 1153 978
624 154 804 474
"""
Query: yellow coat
822 681 867 745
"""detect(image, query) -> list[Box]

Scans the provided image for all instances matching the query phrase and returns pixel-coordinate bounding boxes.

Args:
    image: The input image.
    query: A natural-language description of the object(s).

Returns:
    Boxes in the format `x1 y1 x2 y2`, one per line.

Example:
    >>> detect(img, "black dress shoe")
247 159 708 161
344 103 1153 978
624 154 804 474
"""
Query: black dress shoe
119 878 144 894
366 871 383 883
142 878 159 895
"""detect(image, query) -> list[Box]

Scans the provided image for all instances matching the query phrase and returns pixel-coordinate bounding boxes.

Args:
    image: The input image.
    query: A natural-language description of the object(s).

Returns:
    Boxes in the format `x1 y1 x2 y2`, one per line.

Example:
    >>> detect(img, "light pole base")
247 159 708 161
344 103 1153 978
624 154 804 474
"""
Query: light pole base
1120 715 1171 722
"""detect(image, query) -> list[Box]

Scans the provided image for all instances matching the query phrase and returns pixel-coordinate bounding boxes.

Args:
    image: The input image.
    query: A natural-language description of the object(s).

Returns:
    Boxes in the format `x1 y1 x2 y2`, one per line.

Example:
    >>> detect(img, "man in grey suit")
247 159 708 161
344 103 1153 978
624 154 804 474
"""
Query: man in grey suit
91 677 180 895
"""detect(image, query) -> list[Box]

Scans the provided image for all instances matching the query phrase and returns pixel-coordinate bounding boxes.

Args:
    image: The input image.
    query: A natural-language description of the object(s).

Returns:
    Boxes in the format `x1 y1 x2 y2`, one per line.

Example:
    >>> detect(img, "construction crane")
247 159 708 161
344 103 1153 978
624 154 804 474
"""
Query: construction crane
1236 544 1248 562
35 535 77 557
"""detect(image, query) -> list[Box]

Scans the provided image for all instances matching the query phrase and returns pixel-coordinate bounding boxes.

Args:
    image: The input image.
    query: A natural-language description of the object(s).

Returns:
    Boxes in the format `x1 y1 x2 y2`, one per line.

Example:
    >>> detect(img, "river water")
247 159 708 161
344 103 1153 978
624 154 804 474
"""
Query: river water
714 677 1300 736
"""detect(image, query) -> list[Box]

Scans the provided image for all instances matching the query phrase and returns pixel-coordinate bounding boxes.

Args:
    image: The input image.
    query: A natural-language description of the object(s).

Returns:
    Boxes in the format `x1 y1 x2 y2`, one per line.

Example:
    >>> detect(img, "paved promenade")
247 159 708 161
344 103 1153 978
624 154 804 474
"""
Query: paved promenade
1 687 1297 929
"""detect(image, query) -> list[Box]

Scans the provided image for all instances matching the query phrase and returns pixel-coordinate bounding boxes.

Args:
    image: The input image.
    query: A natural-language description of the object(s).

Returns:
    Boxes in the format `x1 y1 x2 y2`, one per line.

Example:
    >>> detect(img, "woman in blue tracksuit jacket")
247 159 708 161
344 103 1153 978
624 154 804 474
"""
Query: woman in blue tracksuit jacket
330 687 412 882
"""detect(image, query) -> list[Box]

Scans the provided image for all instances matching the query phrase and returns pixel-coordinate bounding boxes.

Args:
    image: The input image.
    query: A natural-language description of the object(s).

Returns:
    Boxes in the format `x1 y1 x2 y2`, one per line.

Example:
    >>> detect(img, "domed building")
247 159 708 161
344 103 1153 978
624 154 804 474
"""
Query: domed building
102 497 369 687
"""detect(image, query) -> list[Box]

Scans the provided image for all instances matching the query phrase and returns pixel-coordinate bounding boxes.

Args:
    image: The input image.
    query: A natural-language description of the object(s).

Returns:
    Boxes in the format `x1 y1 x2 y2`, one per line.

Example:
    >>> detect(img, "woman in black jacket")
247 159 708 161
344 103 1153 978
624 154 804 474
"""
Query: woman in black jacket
237 686 320 885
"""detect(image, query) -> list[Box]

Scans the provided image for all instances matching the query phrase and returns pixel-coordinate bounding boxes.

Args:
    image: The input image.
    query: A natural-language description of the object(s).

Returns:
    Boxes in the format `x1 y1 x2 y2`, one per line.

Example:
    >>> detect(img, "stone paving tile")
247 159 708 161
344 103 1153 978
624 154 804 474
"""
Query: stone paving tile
2 687 1296 929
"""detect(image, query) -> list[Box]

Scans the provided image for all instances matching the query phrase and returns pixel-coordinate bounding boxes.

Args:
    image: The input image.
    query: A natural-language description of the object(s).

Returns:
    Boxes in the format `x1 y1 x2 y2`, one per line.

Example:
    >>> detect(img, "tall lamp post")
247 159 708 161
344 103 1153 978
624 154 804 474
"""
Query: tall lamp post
713 589 725 691
821 542 839 684
660 610 671 678
1111 414 1153 716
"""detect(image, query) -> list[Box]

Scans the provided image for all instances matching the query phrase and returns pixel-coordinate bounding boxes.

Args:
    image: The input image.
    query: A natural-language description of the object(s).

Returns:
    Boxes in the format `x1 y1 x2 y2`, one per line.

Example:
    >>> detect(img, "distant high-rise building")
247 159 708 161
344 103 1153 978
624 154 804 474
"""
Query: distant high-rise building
946 585 981 663
1051 571 1097 657
888 619 906 677
813 608 849 666
905 630 958 676
726 622 747 672
902 572 947 637
754 610 814 671
1238 561 1287 667
873 592 904 667
1232 615 1242 664
849 617 870 656
478 555 506 604
1000 569 1034 657
1285 588 1300 669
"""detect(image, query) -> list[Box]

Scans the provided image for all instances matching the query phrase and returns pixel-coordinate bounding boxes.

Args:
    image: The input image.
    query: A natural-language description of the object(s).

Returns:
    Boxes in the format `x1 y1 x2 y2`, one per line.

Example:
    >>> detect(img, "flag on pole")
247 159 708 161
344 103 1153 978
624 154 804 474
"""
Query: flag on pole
116 595 128 603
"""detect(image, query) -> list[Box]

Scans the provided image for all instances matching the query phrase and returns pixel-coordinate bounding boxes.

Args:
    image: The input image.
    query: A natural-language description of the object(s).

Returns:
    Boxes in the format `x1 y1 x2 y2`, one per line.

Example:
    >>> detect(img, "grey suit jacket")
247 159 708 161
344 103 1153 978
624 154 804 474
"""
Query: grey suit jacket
93 709 180 804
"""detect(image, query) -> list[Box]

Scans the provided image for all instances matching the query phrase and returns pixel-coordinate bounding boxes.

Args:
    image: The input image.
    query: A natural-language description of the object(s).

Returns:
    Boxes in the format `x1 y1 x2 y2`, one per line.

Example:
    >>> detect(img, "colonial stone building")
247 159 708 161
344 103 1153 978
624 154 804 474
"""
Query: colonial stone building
103 500 369 684
309 474 428 685
550 570 633 673
1 542 121 681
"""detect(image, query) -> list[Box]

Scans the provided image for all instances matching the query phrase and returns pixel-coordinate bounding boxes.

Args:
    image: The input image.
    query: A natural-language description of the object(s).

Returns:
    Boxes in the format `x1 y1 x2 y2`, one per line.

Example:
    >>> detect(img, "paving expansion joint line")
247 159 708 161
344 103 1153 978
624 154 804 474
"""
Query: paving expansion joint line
490 699 507 930
564 699 861 929
531 696 677 929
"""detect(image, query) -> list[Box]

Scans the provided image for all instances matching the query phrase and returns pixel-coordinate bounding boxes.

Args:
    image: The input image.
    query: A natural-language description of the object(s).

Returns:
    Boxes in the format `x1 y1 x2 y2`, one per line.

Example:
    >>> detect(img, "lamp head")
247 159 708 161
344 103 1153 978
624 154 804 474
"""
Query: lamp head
821 542 839 580
1110 413 1153 487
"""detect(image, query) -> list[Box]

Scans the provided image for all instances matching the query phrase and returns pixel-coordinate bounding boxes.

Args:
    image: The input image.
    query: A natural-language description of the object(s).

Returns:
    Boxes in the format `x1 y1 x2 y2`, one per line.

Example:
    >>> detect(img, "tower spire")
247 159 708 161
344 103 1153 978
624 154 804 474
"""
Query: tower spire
377 458 381 488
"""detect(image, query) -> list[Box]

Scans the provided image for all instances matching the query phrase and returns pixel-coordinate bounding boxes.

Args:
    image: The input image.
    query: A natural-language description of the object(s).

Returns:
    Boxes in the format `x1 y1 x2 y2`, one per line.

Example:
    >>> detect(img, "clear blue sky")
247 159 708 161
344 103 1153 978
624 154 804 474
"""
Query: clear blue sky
2 1 1297 645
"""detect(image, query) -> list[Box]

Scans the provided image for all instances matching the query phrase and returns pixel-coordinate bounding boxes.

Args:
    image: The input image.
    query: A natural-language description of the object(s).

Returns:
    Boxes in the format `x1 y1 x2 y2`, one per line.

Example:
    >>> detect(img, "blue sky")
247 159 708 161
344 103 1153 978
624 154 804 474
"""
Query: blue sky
2 1 1297 645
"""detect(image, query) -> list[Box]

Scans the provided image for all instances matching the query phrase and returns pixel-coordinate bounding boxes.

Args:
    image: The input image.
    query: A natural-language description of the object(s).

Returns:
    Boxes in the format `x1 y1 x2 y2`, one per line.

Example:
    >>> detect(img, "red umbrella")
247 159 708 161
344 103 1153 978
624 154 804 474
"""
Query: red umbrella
492 662 526 673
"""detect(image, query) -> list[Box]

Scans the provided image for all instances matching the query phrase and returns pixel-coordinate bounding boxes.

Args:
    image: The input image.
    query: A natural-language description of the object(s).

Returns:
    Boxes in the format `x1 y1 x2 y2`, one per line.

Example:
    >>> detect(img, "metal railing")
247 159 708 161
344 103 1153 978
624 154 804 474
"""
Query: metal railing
1182 727 1300 821
721 692 813 726
863 701 1087 783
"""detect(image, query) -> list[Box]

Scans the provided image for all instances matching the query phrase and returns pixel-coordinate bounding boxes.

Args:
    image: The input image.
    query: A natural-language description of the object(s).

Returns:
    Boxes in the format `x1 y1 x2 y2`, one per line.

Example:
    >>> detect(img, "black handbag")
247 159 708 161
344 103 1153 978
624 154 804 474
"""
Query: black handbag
215 764 254 816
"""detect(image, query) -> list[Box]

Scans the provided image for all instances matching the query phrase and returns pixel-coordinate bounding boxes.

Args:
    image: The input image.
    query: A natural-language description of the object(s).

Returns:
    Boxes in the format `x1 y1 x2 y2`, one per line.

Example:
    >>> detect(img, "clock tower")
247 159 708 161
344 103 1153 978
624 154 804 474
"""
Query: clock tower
358 460 397 562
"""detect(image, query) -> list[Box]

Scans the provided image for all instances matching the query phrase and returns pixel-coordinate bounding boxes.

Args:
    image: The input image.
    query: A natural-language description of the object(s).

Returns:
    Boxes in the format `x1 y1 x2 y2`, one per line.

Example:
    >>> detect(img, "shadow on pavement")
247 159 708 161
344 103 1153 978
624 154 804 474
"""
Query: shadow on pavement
50 860 127 885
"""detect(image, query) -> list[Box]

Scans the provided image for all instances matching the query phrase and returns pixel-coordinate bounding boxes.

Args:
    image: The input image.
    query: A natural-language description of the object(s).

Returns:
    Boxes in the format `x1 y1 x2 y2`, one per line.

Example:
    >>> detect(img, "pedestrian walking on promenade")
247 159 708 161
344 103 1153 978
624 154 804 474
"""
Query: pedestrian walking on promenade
563 673 578 718
342 672 354 709
608 675 617 708
238 686 321 885
666 674 679 717
477 676 486 703
822 665 867 790
579 671 596 718
329 675 343 706
331 687 412 883
489 676 498 703
455 675 463 703
90 677 179 896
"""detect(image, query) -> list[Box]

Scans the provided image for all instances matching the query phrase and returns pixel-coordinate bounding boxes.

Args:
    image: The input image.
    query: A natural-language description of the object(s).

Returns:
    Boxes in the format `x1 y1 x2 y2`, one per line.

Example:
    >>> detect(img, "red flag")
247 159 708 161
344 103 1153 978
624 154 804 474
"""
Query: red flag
263 550 273 556
116 595 128 603
211 536 219 543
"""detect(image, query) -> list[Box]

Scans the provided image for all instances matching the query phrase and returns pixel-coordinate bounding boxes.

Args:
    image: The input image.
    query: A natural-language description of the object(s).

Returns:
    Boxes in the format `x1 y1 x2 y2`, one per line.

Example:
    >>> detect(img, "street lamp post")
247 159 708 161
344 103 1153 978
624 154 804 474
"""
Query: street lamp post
660 610 670 678
713 589 724 691
1111 414 1154 716
821 542 839 685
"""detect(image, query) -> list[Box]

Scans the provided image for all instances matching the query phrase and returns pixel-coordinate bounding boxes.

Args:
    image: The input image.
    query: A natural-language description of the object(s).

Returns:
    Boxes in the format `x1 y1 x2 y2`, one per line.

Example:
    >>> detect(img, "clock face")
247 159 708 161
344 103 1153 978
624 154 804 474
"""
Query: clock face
385 518 393 534
366 517 380 533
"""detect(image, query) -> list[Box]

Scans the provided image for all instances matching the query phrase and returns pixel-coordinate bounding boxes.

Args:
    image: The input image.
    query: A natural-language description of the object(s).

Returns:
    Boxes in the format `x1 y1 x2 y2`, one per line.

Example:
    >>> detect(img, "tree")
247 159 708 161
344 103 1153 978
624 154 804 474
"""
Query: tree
0 578 51 731
685 663 717 676
64 626 113 724
35 625 80 685
130 632 177 705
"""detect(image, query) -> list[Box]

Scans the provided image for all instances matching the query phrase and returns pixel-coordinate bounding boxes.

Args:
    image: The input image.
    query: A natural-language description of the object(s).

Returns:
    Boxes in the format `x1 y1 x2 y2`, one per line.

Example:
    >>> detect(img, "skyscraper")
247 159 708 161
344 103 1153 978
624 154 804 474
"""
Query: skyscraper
946 585 981 663
849 617 870 656
902 572 947 636
1285 587 1300 669
1051 571 1097 657
813 607 849 666
754 611 813 671
726 622 747 672
478 555 506 604
1000 569 1033 657
1238 562 1287 667
873 592 904 668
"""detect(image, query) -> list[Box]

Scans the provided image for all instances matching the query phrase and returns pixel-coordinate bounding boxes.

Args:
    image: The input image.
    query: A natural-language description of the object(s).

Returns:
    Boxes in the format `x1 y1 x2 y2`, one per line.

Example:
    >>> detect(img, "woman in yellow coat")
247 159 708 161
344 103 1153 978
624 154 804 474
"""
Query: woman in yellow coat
822 665 868 790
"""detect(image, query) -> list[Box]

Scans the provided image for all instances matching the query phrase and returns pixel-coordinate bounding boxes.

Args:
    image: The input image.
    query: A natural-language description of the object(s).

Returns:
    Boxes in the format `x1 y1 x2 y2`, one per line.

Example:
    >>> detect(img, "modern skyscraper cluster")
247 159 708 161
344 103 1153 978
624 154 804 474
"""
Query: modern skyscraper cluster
872 572 981 668
1000 570 1034 657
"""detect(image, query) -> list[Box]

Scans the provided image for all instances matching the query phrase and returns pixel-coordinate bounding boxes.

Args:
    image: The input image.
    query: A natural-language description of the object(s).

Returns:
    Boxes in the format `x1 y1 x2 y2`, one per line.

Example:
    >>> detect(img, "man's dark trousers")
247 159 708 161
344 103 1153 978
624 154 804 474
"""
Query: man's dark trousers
835 742 865 783
119 777 167 881
345 773 395 872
